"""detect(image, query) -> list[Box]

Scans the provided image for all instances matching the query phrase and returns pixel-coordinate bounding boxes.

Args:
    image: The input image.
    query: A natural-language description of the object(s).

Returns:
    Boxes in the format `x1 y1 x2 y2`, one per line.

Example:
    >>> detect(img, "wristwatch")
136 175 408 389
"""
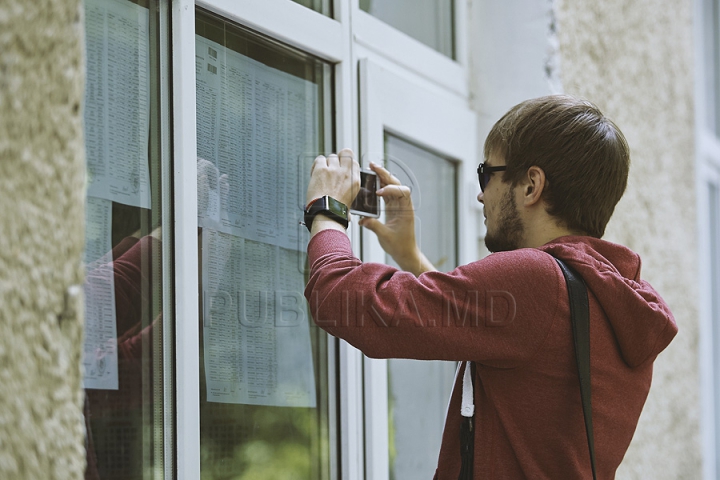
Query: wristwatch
304 195 349 231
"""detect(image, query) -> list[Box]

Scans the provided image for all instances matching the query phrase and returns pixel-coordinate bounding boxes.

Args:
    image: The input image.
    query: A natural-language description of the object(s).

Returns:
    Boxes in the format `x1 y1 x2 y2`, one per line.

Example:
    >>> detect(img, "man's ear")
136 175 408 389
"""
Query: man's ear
522 166 546 207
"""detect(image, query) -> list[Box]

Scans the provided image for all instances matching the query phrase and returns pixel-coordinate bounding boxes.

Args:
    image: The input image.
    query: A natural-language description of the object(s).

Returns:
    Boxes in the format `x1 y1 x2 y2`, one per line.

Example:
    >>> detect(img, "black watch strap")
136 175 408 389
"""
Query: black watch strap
304 196 349 232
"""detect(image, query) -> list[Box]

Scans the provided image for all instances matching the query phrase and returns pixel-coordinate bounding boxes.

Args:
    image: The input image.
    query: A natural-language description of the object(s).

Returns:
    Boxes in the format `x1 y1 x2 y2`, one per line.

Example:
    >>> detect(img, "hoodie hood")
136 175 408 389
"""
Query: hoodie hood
539 236 677 367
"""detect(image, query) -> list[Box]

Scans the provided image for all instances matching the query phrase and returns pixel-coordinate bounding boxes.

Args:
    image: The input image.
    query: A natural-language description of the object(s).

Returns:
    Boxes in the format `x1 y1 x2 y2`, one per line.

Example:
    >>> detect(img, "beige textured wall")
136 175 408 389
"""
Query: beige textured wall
555 0 701 478
0 0 87 478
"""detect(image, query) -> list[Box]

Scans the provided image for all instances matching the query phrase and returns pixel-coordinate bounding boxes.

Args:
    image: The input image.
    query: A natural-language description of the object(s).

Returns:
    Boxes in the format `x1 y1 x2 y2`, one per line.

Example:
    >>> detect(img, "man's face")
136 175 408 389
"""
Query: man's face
478 157 525 253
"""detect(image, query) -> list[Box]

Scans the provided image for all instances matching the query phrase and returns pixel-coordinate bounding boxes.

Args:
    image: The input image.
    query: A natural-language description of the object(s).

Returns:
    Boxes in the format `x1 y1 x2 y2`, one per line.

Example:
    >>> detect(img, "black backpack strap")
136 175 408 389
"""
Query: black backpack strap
553 257 597 480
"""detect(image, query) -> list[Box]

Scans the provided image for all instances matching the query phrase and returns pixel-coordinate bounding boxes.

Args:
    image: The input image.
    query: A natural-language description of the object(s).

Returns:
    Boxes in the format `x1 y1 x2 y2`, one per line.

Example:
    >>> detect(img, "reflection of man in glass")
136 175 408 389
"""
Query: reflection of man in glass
84 222 162 480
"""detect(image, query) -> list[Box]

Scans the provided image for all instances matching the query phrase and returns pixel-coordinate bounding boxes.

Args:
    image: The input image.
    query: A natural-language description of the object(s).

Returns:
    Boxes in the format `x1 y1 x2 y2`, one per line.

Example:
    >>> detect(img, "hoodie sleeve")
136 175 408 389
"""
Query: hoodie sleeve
304 230 563 367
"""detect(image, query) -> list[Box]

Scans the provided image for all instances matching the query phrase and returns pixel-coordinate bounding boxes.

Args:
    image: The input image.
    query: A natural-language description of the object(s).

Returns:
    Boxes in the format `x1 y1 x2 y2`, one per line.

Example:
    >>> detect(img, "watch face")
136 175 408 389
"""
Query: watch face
327 196 348 218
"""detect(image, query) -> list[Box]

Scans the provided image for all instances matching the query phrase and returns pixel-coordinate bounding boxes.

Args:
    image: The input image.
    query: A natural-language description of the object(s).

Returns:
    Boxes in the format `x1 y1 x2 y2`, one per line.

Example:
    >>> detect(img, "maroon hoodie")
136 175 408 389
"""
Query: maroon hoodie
305 231 677 479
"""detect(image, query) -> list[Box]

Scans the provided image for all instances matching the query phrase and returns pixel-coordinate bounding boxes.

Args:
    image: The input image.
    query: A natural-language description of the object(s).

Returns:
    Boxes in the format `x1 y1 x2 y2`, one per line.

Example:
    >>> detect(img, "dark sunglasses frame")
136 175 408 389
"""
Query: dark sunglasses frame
477 163 507 192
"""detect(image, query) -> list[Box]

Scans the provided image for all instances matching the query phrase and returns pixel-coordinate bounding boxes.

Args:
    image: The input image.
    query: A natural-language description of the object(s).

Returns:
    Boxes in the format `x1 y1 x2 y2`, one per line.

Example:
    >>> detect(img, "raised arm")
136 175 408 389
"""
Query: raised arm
304 149 436 276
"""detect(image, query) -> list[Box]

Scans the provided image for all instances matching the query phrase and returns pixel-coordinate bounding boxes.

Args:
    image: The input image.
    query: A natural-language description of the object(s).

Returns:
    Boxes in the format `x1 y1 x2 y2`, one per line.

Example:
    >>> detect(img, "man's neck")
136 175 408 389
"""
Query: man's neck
521 214 583 249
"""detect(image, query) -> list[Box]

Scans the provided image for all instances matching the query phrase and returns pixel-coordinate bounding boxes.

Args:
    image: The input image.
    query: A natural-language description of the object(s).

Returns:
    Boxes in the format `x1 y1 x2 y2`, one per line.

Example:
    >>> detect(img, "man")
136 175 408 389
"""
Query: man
303 95 677 479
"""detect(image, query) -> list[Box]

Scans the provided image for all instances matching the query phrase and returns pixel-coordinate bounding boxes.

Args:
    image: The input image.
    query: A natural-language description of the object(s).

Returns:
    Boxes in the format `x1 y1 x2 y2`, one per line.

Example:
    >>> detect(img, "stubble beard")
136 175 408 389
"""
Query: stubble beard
484 189 524 253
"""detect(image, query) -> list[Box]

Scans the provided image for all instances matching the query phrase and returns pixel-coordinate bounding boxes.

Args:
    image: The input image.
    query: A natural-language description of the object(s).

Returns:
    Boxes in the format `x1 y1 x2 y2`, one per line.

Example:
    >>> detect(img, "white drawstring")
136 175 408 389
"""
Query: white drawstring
461 361 475 418
445 362 463 422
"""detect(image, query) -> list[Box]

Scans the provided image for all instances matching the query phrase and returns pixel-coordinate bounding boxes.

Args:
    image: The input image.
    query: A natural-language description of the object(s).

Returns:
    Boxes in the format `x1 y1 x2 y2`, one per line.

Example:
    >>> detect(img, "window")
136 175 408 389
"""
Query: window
82 0 172 478
711 183 720 478
709 0 720 136
359 0 455 58
195 10 335 479
358 58 476 479
85 1 476 478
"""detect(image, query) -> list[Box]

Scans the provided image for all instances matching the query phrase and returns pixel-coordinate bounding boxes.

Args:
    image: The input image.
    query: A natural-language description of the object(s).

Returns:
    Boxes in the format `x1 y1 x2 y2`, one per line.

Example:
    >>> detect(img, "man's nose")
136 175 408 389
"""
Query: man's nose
477 191 484 204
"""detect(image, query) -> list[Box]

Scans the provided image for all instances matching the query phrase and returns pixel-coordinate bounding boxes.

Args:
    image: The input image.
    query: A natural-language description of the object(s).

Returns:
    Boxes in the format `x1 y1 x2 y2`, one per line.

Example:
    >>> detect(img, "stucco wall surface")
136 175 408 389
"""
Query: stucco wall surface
0 0 87 478
555 0 700 478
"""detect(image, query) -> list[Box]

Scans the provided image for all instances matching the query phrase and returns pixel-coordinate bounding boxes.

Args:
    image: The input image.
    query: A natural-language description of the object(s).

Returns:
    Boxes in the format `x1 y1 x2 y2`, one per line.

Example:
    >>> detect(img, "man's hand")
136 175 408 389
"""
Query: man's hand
358 162 437 276
306 148 360 236
306 148 360 207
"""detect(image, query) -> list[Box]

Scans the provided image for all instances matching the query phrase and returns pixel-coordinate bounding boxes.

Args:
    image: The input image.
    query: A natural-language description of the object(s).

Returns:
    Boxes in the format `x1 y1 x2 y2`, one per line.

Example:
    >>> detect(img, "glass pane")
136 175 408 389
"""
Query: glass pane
710 183 720 476
383 133 458 479
360 0 455 58
292 0 332 16
196 10 335 479
82 0 168 478
713 0 720 135
384 134 457 272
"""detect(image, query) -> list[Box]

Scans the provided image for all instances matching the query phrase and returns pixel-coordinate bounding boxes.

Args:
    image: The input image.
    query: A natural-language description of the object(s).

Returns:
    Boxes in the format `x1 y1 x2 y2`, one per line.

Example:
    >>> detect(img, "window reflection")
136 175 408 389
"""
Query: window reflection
82 0 166 478
83 224 163 479
195 11 334 479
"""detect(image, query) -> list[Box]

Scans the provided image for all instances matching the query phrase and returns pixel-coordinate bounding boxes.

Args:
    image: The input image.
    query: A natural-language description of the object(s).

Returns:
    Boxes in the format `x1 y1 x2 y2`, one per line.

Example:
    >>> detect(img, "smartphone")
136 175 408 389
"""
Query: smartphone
350 170 380 217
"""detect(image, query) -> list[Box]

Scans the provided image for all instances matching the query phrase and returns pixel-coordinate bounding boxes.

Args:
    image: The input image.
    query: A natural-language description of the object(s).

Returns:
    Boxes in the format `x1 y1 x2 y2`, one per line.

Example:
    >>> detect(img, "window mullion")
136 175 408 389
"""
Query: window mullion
171 1 201 479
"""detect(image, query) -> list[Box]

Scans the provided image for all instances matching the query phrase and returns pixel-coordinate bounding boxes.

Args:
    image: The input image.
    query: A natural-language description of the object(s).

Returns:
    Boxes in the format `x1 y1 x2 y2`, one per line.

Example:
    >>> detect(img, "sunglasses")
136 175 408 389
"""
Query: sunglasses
477 163 507 192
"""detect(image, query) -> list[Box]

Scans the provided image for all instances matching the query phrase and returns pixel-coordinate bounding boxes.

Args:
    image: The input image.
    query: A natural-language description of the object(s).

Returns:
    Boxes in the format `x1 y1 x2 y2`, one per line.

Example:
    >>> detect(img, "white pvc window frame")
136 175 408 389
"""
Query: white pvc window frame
697 146 720 480
695 0 720 478
172 1 356 479
358 57 477 480
170 1 473 479
697 149 720 480
171 2 199 479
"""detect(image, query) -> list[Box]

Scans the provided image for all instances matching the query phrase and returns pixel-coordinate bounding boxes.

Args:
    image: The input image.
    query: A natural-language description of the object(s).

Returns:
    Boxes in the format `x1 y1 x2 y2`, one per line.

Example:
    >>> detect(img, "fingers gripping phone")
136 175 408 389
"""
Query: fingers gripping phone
350 170 380 218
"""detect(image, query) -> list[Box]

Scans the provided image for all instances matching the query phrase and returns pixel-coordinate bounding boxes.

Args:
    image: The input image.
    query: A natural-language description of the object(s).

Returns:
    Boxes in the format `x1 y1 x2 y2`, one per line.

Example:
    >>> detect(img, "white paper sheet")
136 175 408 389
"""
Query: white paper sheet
83 197 119 390
195 36 318 251
202 229 316 407
84 0 151 209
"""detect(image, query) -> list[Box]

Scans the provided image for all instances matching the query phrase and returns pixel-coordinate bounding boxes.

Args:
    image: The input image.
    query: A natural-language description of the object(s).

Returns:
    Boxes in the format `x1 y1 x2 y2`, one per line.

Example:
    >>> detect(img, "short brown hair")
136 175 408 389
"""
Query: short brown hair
484 95 630 238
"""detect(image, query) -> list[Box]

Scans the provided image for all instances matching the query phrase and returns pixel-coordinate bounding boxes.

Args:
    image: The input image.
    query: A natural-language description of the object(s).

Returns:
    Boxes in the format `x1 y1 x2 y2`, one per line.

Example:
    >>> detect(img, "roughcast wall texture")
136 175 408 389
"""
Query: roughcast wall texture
555 0 700 478
0 0 87 478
